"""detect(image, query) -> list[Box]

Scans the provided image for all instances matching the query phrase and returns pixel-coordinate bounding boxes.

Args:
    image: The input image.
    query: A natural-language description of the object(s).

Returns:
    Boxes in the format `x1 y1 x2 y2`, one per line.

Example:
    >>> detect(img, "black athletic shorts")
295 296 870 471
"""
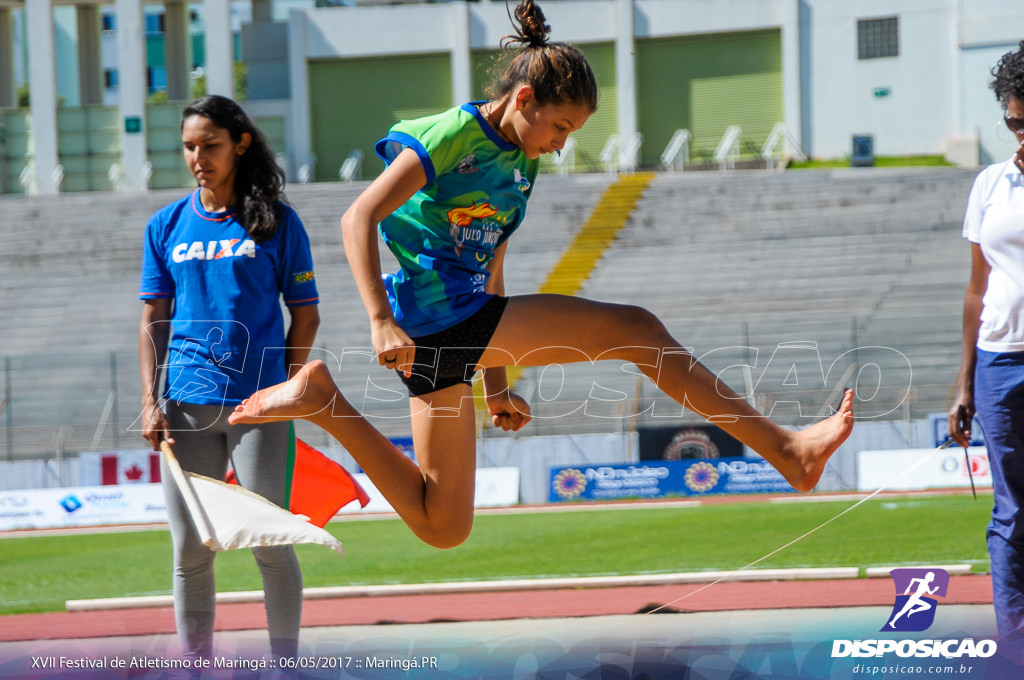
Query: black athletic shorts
397 295 510 397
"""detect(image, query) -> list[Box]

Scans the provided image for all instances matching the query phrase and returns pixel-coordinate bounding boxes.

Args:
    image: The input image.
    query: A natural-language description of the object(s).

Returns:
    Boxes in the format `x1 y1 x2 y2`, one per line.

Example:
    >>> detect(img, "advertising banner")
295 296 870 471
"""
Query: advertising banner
638 425 744 461
0 484 167 531
0 468 521 530
549 457 795 502
857 447 991 492
341 468 520 514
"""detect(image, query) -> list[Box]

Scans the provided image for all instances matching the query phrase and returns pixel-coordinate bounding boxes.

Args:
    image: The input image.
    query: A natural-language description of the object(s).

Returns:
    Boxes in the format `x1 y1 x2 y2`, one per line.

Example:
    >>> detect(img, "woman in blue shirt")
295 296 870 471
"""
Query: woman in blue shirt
138 95 319 661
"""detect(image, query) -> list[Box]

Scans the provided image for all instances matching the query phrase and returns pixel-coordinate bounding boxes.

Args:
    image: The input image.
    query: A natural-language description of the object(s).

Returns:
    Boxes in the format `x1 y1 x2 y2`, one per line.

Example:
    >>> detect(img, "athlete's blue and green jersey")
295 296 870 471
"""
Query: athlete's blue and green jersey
374 102 539 336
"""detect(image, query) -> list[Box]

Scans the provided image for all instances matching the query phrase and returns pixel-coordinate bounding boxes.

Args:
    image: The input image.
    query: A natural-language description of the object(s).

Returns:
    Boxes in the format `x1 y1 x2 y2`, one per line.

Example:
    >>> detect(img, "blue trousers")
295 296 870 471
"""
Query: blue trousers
976 349 1024 663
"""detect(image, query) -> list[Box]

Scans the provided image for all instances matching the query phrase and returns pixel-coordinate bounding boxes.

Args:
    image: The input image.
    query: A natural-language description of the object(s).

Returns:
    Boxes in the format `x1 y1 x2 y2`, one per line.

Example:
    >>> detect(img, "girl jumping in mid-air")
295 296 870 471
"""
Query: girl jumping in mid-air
229 0 854 549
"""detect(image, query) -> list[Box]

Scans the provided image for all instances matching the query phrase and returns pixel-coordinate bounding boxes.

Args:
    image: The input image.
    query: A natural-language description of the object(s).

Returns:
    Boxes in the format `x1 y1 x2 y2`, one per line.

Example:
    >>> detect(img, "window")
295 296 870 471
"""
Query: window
104 69 118 89
857 16 899 60
101 14 115 32
144 13 165 35
147 66 168 93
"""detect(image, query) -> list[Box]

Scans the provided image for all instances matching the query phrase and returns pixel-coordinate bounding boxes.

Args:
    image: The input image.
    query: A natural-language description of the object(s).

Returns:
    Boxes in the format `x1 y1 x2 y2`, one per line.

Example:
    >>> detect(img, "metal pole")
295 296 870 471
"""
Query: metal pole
55 425 68 487
110 352 119 447
743 322 756 406
851 316 861 367
4 357 11 461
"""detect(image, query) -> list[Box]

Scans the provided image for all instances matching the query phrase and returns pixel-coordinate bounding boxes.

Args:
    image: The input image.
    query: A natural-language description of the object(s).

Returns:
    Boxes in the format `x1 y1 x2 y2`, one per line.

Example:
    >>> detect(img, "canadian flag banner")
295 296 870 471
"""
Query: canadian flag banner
79 450 162 486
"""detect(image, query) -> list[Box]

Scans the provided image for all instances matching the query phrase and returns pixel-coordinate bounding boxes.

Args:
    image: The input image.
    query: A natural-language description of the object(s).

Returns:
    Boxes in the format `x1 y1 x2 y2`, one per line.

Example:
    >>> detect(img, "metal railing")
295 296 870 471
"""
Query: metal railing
339 149 363 182
621 132 643 174
661 129 691 172
108 163 124 192
714 125 742 172
601 132 644 175
600 134 619 175
18 162 34 193
762 122 808 171
295 153 317 184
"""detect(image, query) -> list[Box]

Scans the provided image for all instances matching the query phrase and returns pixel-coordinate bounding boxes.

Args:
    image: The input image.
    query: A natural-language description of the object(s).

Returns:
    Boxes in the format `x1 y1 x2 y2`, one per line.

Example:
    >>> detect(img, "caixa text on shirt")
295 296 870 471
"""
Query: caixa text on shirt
172 239 256 262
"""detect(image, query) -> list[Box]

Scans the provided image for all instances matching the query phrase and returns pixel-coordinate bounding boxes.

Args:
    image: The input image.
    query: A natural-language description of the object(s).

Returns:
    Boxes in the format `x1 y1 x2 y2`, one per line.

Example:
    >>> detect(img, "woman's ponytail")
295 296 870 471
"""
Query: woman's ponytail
489 0 598 113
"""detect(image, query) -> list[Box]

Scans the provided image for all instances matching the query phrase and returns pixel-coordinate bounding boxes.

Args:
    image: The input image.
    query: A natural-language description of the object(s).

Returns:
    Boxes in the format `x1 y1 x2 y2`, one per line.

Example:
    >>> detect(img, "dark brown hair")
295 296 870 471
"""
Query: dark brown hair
487 0 598 113
182 95 286 243
992 40 1024 107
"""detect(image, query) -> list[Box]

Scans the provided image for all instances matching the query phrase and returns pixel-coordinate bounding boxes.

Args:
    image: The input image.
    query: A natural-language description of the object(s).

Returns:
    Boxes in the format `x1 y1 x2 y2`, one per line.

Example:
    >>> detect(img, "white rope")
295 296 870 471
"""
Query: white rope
488 439 965 647
642 439 959 615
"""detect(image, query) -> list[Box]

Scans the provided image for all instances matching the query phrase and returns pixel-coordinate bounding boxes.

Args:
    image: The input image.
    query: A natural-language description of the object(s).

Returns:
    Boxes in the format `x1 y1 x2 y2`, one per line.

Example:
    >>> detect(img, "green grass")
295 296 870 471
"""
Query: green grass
788 155 955 169
0 493 991 615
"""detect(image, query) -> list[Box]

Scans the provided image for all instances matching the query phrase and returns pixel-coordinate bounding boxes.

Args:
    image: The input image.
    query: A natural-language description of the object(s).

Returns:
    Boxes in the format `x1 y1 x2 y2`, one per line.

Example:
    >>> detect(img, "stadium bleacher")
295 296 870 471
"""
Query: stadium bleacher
566 168 978 433
0 166 978 459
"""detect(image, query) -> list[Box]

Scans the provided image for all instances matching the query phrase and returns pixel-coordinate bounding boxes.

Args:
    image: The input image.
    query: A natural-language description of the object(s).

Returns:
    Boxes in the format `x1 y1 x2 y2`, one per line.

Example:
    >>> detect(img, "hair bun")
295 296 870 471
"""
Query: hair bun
509 0 550 49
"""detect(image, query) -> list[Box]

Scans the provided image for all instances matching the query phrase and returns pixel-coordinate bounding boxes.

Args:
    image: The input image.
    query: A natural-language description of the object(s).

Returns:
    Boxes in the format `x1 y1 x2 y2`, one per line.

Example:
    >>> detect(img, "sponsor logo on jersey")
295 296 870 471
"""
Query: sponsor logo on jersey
447 202 499 256
447 201 498 228
514 168 531 192
455 154 479 174
172 239 255 263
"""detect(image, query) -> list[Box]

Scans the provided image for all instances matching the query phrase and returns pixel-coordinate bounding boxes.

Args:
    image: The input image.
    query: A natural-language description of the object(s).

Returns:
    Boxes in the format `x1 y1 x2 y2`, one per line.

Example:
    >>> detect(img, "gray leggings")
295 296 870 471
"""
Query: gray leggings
161 401 302 659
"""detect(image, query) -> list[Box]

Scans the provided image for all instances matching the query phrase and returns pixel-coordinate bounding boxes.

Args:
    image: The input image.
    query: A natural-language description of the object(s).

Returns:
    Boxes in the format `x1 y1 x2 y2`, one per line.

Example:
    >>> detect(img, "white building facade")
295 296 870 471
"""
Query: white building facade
1 0 1023 194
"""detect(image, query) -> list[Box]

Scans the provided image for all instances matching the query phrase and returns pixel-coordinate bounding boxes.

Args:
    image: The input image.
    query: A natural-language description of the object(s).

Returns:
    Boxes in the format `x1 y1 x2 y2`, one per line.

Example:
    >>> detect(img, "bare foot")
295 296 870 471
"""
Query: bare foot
782 388 855 492
228 360 338 425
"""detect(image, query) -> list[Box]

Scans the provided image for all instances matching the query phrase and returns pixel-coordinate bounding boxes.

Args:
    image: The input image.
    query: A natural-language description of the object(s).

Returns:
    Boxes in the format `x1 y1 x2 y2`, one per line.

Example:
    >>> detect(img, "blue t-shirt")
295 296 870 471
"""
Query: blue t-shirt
375 102 539 336
139 190 319 405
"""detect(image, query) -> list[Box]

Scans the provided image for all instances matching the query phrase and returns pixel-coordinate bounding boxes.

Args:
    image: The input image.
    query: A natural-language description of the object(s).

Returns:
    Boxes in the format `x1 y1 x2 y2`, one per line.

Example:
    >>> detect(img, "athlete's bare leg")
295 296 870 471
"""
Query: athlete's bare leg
229 293 855 547
480 294 854 492
229 360 337 426
230 361 475 548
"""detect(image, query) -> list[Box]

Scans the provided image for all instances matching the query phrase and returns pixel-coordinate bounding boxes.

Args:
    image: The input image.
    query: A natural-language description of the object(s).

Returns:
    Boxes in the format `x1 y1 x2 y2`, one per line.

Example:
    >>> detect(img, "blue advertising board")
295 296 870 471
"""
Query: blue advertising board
549 457 796 502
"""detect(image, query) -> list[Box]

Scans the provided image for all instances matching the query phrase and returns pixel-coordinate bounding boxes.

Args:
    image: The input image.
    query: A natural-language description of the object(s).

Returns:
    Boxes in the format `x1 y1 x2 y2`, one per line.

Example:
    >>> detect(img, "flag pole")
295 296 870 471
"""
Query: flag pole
159 440 218 548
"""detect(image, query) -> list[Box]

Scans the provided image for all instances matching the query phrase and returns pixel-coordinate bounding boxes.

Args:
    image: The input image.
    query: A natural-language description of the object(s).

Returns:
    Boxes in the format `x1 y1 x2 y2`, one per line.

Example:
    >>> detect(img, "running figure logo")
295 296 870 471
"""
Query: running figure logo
881 568 950 632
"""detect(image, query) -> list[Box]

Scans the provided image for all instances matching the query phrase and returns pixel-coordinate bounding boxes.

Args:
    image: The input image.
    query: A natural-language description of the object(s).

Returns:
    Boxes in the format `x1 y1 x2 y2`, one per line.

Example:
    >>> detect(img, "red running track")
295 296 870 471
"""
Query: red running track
0 575 993 643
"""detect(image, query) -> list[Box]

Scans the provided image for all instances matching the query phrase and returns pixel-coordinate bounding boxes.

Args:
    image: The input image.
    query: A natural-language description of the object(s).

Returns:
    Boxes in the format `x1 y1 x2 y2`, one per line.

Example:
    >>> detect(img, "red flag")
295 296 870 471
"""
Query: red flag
162 441 344 555
226 439 369 527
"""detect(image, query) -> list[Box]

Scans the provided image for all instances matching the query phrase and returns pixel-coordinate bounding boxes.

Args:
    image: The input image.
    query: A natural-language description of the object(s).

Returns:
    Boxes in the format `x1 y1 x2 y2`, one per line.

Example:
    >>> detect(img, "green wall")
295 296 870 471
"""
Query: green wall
0 109 30 194
1 105 120 194
467 43 616 174
636 29 783 168
308 42 621 179
0 29 787 195
566 43 617 174
57 106 121 192
309 53 452 182
145 101 286 191
0 101 285 195
146 101 194 190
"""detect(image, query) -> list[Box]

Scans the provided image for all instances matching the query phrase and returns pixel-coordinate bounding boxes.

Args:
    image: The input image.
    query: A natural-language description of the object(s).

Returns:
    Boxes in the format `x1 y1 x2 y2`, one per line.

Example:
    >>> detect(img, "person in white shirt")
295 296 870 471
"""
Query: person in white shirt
950 39 1024 666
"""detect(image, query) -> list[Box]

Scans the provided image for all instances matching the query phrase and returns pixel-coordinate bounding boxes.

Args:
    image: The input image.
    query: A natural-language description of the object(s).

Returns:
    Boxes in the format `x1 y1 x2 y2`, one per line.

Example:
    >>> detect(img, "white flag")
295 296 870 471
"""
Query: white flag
160 441 344 555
